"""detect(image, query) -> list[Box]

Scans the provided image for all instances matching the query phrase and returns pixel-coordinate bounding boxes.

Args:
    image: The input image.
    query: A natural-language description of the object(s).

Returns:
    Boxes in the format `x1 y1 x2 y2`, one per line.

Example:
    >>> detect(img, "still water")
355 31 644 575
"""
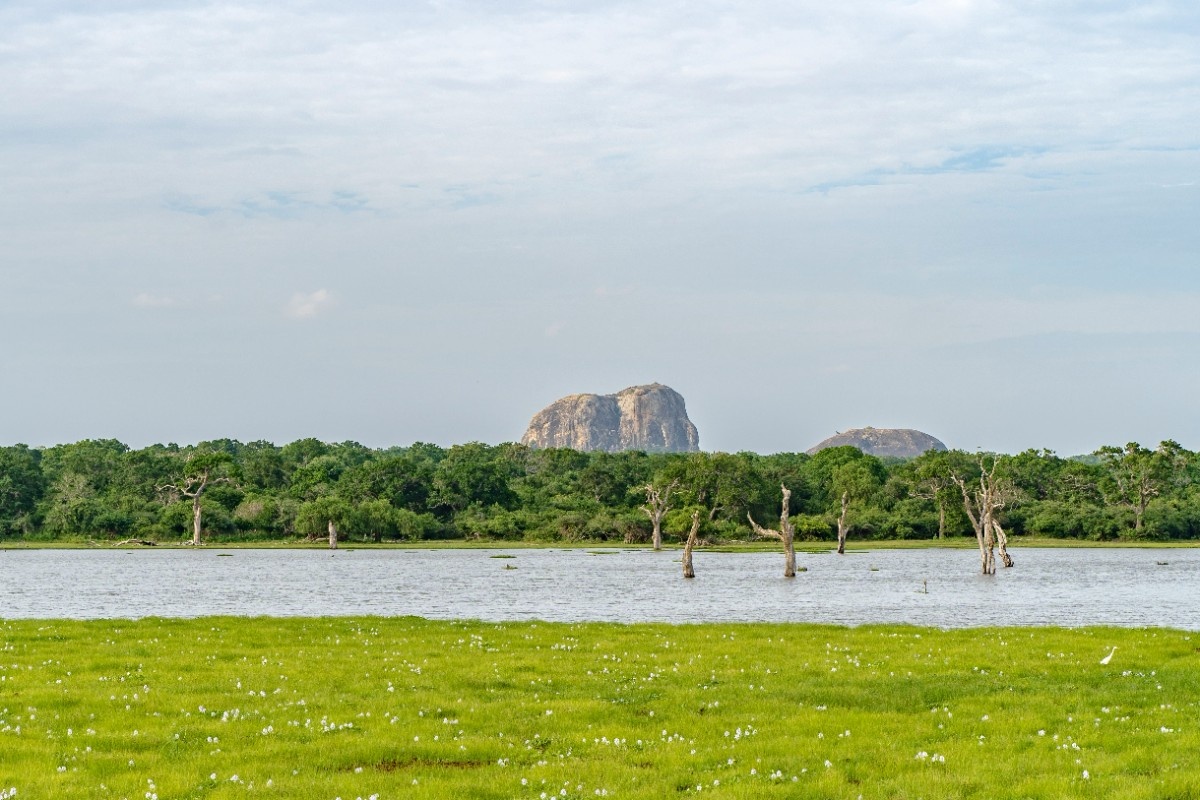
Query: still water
1 547 1196 628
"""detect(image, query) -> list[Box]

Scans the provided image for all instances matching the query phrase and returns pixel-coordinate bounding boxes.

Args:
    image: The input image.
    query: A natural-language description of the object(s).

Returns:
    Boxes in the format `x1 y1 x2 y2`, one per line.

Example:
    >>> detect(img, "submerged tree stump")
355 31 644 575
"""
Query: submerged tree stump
682 510 700 579
836 490 849 555
748 485 797 578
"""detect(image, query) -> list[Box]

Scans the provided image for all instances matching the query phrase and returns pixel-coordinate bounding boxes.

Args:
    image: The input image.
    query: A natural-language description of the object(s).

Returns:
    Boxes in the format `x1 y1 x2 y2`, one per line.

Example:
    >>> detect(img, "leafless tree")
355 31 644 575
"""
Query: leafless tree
951 458 1017 574
157 455 234 546
836 490 849 554
682 510 701 578
747 484 797 577
641 479 680 551
911 478 952 539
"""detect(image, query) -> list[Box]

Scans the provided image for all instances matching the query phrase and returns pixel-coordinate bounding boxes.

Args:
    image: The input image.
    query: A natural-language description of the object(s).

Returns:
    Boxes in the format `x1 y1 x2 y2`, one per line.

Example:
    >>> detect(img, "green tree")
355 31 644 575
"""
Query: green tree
1095 441 1185 534
578 451 653 507
296 495 353 549
831 459 884 554
339 454 435 513
904 449 976 539
239 441 286 491
0 445 45 536
287 454 346 501
674 452 771 528
430 443 518 516
158 451 236 545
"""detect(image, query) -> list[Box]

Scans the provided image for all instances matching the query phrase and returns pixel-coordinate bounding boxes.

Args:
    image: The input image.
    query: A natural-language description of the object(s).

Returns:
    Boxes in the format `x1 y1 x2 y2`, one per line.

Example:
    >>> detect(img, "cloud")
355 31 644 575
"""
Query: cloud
160 191 375 219
131 292 175 308
161 194 219 217
287 289 332 319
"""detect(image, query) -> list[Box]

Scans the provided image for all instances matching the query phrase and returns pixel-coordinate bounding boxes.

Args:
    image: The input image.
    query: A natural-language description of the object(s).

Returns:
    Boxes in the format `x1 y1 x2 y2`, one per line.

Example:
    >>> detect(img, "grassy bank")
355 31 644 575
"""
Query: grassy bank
1 619 1196 799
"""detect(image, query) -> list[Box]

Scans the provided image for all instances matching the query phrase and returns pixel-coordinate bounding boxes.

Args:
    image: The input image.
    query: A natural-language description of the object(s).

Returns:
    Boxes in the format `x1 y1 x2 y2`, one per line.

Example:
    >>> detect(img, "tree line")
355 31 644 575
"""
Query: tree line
1 438 1199 545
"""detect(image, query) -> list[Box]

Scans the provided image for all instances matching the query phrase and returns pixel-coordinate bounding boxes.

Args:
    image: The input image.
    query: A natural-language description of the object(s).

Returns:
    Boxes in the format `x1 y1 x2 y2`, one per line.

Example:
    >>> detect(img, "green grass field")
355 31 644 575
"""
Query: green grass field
0 617 1196 799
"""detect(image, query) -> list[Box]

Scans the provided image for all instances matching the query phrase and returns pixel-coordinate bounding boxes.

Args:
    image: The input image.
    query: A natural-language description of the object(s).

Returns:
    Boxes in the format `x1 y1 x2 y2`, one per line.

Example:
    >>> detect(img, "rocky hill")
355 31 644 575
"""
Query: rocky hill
521 383 700 453
806 426 946 458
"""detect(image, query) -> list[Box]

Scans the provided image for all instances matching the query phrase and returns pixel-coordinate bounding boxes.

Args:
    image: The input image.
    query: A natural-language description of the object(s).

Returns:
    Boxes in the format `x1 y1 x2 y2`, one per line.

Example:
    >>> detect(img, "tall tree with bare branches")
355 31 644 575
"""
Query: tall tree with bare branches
157 452 235 546
747 484 797 577
951 456 1017 574
641 479 680 550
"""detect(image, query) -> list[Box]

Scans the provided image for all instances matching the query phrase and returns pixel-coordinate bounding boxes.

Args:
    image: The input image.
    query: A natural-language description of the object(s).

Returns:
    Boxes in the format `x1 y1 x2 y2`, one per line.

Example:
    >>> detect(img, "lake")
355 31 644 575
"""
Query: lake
1 546 1196 628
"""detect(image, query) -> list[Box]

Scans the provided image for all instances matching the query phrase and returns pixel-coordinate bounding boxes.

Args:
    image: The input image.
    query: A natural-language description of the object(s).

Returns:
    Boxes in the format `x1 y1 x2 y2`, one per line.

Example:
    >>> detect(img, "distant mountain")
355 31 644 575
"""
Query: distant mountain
521 383 700 453
807 427 947 458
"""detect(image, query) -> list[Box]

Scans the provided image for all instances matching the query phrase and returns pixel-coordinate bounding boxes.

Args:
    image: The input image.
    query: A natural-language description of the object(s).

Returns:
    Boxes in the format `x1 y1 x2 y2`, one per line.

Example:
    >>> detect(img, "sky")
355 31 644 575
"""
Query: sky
2 0 1199 456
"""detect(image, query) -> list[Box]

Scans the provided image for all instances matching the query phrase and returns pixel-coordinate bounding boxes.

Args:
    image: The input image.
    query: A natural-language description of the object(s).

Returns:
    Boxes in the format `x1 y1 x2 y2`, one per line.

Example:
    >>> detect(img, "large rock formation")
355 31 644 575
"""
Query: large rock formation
521 383 700 453
806 427 947 459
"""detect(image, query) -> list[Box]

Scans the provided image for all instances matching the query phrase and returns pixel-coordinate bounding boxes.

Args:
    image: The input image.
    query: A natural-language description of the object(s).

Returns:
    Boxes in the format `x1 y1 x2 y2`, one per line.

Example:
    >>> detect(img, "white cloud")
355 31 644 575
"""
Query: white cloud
131 292 175 308
287 289 332 319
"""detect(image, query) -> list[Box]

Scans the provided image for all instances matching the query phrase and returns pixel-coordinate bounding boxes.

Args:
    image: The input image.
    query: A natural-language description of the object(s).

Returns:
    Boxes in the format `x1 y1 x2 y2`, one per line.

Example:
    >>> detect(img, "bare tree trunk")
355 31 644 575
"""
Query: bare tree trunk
980 505 996 575
192 494 203 546
641 480 679 551
836 490 849 555
682 510 700 579
952 474 993 575
328 519 338 550
158 466 228 547
992 518 1013 568
937 501 946 540
748 485 797 578
951 459 1019 575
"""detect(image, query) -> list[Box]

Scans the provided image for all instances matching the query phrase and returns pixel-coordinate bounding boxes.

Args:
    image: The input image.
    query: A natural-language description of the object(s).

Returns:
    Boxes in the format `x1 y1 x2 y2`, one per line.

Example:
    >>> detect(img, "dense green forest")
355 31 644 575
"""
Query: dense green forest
2 438 1199 543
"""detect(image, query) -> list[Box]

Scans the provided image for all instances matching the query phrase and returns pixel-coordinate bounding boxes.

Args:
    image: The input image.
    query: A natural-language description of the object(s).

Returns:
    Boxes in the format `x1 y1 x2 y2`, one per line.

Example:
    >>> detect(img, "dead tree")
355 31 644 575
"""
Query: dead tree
747 484 797 578
328 519 338 550
641 479 680 551
682 510 701 579
836 490 849 555
912 478 952 540
157 460 232 546
951 459 1016 574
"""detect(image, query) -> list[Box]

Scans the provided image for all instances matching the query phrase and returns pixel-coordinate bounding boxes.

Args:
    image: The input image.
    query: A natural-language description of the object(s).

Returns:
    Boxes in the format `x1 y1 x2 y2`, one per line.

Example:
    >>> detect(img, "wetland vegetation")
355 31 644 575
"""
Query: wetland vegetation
3 438 1200 546
1 617 1196 799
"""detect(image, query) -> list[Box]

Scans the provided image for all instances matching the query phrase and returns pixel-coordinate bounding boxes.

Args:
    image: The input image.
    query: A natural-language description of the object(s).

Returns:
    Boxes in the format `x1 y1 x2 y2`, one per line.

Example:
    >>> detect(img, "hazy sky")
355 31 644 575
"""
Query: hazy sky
3 0 1198 456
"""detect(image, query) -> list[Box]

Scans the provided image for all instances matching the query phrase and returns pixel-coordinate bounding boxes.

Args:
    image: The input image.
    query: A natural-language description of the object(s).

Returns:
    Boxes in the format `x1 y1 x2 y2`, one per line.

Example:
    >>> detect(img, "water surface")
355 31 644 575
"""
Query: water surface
1 547 1196 628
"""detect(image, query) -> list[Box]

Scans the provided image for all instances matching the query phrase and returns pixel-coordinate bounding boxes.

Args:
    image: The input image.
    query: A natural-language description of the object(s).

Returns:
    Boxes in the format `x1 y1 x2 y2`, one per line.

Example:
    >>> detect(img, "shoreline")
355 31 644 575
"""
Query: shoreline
4 537 1199 551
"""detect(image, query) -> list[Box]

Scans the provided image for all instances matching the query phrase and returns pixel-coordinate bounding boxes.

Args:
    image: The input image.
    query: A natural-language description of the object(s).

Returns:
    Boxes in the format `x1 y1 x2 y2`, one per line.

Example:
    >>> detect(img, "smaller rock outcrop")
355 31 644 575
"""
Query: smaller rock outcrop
522 384 700 453
807 427 946 459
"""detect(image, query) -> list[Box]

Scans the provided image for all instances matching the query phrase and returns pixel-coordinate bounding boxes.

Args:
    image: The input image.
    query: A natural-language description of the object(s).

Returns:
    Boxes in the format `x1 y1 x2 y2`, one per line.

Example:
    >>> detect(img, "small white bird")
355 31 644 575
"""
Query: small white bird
1099 646 1117 665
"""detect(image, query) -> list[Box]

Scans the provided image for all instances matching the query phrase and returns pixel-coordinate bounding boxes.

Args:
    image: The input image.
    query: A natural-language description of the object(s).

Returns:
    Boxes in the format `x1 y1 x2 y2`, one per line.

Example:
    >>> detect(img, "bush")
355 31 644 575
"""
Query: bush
791 514 832 541
393 508 450 541
886 499 938 540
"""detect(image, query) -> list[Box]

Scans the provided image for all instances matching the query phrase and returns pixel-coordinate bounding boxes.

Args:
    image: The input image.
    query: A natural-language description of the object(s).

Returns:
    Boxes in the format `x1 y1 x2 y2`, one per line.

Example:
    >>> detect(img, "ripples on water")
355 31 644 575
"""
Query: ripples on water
1 547 1197 628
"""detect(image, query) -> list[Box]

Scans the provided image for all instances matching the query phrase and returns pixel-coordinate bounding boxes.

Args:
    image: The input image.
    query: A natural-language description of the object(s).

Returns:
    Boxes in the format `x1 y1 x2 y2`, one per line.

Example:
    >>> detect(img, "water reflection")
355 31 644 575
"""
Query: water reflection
0 547 1196 628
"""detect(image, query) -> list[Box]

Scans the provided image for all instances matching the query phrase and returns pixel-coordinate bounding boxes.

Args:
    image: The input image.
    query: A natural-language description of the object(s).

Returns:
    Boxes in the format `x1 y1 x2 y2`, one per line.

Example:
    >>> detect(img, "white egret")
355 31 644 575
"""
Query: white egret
1099 646 1116 665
